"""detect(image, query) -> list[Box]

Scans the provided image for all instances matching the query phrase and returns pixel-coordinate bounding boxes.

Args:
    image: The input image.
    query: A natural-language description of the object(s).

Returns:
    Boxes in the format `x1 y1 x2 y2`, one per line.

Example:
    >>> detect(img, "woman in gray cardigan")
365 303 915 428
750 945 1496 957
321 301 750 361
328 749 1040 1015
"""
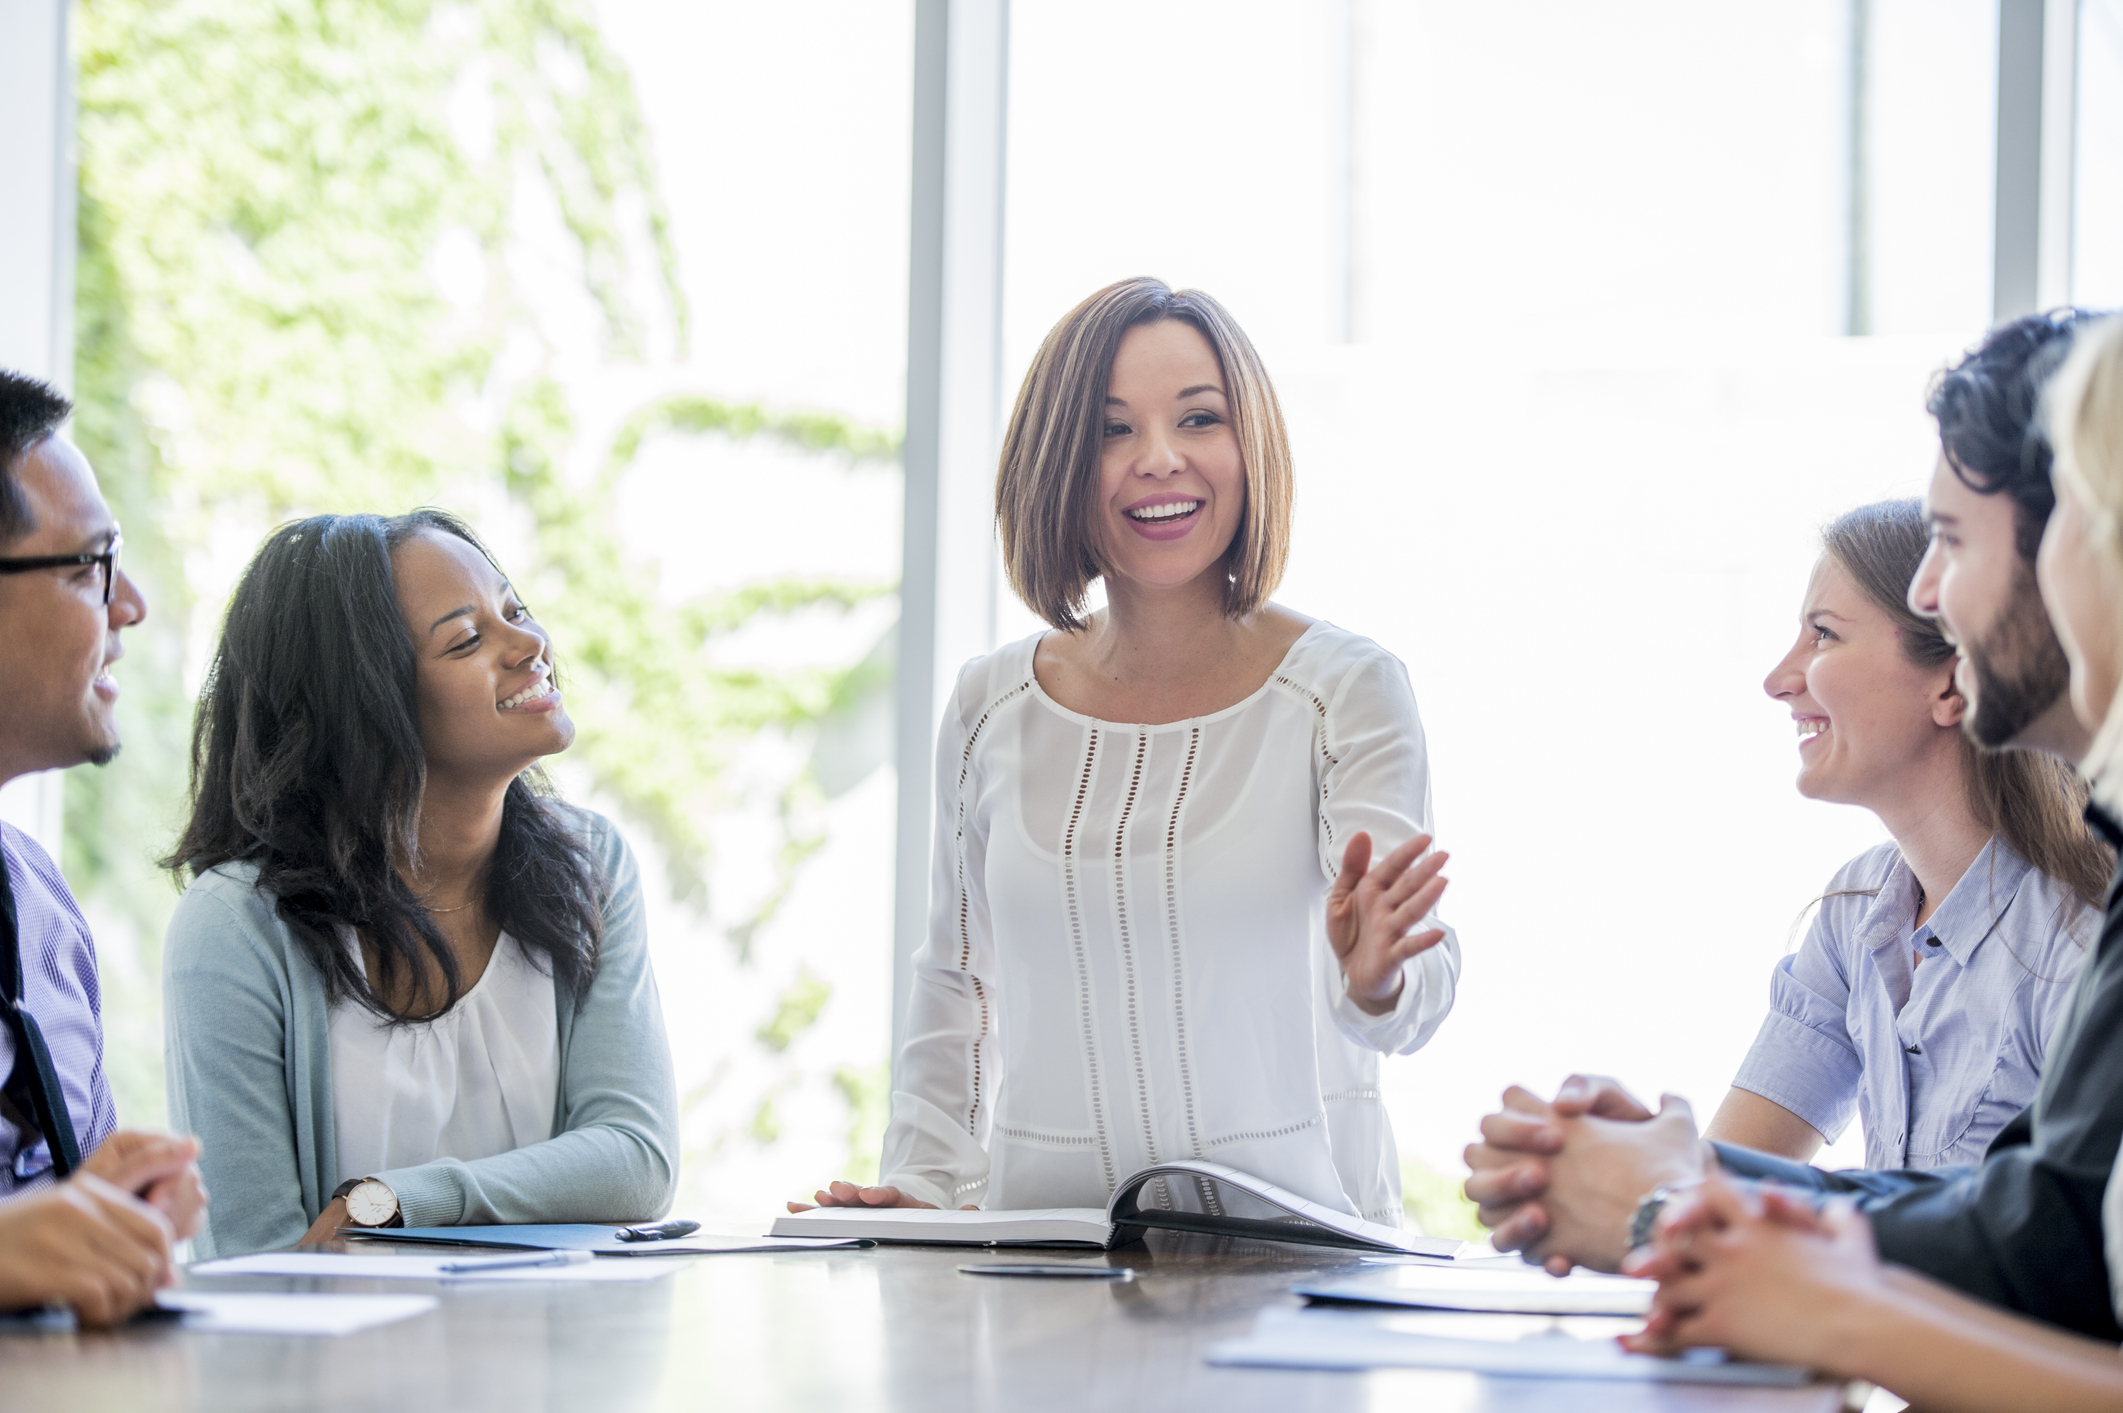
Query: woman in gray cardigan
162 510 678 1258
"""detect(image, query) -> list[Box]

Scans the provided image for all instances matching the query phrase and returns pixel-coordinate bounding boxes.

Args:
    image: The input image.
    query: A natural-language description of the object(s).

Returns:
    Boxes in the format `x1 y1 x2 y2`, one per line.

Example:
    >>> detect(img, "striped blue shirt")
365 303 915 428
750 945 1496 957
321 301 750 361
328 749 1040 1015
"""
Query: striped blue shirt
0 822 117 1191
1733 837 2093 1170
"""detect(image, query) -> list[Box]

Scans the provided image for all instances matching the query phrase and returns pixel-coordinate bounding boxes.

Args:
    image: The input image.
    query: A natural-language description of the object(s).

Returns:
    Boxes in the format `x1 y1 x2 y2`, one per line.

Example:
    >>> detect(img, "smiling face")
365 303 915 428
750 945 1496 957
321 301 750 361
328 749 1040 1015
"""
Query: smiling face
390 529 573 786
1907 454 2074 749
1094 319 1246 596
0 438 147 782
1765 555 1963 809
2037 471 2123 739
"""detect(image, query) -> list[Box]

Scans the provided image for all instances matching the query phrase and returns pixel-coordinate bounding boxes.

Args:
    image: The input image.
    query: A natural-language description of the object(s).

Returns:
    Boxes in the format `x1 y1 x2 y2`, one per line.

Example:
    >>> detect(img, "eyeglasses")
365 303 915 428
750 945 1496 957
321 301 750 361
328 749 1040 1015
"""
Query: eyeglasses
0 527 123 605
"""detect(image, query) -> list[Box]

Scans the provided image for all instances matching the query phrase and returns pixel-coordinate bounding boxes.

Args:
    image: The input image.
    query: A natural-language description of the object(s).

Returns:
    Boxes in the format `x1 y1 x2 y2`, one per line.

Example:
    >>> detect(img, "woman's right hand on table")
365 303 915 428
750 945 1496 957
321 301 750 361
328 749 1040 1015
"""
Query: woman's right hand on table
787 1180 975 1213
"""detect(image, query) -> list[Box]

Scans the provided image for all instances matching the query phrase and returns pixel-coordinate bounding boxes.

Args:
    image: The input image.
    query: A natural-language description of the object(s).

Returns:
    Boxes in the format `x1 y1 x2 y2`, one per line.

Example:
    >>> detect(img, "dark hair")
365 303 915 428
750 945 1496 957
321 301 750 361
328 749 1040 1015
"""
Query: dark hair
1823 498 2112 908
1929 309 2111 562
166 509 607 1020
0 370 71 544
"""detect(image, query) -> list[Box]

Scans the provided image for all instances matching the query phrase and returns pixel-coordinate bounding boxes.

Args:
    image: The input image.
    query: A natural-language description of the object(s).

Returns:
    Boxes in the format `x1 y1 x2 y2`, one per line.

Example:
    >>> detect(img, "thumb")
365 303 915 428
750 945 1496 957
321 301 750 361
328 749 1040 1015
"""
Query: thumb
1332 832 1373 898
1654 1093 1696 1128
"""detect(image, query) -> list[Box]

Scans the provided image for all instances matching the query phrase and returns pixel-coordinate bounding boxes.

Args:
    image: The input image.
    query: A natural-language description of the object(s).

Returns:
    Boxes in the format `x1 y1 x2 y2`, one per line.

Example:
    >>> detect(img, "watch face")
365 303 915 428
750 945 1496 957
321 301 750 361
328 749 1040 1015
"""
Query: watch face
347 1182 396 1226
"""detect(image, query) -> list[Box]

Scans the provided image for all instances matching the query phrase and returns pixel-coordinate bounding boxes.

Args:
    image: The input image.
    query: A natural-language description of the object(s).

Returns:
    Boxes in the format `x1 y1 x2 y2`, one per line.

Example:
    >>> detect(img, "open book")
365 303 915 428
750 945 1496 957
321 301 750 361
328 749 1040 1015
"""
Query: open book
770 1158 1466 1256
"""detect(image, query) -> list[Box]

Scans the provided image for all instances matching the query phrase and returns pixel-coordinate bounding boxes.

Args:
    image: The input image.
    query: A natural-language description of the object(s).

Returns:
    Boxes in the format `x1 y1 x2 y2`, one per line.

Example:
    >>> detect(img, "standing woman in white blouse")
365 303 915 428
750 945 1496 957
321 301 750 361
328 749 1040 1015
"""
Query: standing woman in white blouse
799 277 1460 1226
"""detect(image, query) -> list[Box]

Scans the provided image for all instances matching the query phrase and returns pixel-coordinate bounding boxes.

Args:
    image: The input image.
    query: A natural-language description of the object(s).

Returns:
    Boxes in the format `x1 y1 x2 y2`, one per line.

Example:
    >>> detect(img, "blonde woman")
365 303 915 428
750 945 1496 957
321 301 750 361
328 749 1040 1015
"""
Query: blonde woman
1620 315 2123 1411
795 278 1459 1223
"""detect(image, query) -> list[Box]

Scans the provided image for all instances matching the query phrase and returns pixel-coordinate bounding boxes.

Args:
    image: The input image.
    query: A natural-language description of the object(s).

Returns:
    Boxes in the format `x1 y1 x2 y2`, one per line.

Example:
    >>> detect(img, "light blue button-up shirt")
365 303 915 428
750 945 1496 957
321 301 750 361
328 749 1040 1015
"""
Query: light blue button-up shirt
1732 837 2094 1170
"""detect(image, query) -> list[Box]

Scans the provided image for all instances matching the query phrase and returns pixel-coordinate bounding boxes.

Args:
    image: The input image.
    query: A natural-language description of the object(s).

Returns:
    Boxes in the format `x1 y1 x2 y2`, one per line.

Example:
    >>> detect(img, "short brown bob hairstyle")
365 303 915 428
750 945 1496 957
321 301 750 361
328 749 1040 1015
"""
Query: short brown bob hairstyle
995 277 1293 631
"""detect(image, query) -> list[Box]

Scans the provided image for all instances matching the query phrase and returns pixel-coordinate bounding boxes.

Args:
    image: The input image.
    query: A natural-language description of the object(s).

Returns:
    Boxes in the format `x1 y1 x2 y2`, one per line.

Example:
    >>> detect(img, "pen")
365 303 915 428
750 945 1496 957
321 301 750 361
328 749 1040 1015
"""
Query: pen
615 1220 701 1242
437 1250 596 1273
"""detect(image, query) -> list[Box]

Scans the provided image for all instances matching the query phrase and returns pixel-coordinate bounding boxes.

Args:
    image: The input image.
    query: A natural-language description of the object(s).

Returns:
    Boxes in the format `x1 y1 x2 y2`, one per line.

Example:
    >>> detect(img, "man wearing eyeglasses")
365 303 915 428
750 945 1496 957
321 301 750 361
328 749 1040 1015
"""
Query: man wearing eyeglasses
0 370 206 1326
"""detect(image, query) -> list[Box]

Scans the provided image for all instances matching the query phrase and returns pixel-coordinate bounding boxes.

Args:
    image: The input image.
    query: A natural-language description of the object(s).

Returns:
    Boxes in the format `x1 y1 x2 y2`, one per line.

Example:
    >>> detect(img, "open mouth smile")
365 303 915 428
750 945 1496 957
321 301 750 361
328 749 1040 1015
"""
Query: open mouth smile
1122 496 1205 540
1125 499 1202 523
500 674 557 711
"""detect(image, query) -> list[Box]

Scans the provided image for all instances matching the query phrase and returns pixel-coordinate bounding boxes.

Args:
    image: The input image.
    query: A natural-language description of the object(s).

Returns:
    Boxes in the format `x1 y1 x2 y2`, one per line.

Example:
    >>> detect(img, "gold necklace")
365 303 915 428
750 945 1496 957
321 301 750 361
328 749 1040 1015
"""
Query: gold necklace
422 897 479 914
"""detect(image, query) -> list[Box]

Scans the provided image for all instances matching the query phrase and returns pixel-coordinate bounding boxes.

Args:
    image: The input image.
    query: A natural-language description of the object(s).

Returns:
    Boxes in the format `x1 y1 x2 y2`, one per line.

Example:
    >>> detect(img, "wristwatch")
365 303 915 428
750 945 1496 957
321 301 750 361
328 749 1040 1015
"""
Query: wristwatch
1626 1182 1697 1251
332 1176 404 1229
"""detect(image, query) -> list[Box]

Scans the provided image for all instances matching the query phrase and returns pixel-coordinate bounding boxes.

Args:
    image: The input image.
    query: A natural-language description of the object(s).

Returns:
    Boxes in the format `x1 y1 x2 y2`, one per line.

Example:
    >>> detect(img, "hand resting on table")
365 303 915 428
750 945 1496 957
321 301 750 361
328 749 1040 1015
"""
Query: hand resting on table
787 1180 977 1214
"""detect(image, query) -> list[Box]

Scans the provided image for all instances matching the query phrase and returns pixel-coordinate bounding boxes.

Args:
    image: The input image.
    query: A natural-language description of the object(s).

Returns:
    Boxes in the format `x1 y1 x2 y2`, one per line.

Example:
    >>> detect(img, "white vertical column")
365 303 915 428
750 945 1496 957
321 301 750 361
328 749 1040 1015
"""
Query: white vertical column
894 0 1009 1059
0 0 75 856
1843 0 1872 336
1324 0 1358 344
1993 0 2078 320
2036 0 2079 308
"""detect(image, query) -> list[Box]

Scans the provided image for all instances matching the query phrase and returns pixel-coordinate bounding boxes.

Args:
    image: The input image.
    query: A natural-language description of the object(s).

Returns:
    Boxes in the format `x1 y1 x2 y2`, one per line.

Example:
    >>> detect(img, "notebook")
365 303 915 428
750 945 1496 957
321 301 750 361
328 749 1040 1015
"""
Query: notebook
769 1158 1467 1255
1297 1263 1657 1316
1207 1307 1813 1387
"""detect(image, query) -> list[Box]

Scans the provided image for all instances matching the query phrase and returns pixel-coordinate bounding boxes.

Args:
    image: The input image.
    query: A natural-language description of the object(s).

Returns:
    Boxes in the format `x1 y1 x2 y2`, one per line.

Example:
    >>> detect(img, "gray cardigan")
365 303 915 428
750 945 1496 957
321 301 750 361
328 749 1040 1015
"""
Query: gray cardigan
163 807 679 1258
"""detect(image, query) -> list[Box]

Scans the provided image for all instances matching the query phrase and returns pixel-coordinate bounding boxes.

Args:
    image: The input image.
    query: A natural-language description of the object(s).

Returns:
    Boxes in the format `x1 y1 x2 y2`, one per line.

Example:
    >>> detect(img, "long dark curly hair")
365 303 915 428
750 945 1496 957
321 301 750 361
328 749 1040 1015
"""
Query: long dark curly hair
166 509 606 1021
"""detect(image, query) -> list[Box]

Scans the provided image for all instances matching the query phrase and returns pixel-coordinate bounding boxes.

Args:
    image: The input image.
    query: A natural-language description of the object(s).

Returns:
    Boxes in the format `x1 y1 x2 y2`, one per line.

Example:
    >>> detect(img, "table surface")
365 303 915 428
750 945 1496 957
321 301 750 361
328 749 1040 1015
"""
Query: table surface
1 1232 1847 1413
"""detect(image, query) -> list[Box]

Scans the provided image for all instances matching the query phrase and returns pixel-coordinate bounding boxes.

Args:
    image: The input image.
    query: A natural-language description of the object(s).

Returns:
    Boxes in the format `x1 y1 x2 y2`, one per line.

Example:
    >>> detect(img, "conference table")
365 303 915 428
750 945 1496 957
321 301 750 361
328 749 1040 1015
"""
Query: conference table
3 1232 1850 1412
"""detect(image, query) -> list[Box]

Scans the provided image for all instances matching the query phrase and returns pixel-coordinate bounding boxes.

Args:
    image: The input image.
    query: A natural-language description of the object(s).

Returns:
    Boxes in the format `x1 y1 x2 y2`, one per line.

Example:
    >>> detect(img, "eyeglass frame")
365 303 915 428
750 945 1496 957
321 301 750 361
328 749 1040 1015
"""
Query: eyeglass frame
0 527 124 605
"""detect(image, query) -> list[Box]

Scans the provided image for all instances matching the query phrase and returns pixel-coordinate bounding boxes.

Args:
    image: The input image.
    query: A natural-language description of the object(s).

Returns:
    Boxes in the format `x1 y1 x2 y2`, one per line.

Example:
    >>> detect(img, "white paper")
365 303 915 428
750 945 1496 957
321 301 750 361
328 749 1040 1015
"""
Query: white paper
352 1230 862 1256
1299 1264 1656 1316
155 1290 436 1336
188 1252 686 1283
1207 1308 1812 1387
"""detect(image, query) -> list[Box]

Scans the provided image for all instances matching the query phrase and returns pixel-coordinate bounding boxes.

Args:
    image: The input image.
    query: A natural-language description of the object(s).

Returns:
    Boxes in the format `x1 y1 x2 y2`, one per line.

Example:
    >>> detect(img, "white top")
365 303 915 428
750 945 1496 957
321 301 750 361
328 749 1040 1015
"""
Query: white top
883 621 1461 1225
328 930 561 1184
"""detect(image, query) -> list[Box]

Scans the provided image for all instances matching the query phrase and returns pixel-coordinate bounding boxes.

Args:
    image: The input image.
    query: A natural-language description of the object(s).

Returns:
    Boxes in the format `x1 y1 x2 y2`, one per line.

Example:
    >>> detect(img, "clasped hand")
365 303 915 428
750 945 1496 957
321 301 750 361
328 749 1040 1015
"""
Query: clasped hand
1618 1174 1882 1371
1326 831 1450 1016
0 1129 209 1328
1462 1075 1709 1274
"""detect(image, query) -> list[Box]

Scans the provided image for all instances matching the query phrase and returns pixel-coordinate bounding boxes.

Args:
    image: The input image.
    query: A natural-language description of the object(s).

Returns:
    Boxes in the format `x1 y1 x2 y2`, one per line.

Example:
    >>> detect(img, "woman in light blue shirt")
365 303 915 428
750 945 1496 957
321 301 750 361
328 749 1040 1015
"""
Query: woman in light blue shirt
162 510 678 1257
1707 499 2110 1169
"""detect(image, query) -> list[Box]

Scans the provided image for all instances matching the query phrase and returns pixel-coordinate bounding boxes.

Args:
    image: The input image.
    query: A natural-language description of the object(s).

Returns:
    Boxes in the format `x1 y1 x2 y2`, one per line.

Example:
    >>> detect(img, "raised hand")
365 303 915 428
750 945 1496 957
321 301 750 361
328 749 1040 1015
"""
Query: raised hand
1326 831 1449 1016
786 1180 977 1214
0 1173 176 1327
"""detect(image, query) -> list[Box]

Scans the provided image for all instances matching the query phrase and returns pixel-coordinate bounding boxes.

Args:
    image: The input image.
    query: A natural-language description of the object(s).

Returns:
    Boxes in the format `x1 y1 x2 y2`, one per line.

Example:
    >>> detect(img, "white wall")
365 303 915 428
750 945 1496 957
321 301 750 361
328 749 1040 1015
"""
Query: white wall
0 0 73 855
998 0 2004 1175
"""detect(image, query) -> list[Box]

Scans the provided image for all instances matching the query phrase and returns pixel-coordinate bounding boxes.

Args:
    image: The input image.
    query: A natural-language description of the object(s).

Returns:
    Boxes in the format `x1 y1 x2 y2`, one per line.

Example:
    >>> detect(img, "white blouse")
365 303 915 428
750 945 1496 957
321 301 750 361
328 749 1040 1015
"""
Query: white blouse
882 621 1460 1225
329 930 560 1185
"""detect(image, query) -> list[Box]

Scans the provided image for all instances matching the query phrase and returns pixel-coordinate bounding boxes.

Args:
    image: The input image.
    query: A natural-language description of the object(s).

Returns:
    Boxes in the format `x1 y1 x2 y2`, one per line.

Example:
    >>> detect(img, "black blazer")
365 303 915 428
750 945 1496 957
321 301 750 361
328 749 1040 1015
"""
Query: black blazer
1715 808 2123 1340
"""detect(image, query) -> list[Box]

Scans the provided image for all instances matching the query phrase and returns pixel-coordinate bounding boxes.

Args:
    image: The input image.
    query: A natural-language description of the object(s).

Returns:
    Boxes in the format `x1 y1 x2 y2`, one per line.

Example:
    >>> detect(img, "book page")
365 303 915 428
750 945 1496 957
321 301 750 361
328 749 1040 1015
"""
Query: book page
771 1207 1112 1245
1107 1159 1462 1256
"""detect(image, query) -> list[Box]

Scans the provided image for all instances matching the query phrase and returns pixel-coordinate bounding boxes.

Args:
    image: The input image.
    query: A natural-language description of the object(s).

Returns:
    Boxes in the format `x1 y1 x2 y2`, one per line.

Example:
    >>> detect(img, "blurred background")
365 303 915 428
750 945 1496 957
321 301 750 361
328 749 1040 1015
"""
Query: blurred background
1 0 2118 1232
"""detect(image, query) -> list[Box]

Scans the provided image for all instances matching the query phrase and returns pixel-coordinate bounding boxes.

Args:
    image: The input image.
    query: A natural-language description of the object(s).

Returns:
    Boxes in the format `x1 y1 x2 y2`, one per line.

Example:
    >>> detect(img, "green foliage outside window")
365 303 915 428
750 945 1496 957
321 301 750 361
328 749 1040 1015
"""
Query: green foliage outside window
67 0 893 1179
